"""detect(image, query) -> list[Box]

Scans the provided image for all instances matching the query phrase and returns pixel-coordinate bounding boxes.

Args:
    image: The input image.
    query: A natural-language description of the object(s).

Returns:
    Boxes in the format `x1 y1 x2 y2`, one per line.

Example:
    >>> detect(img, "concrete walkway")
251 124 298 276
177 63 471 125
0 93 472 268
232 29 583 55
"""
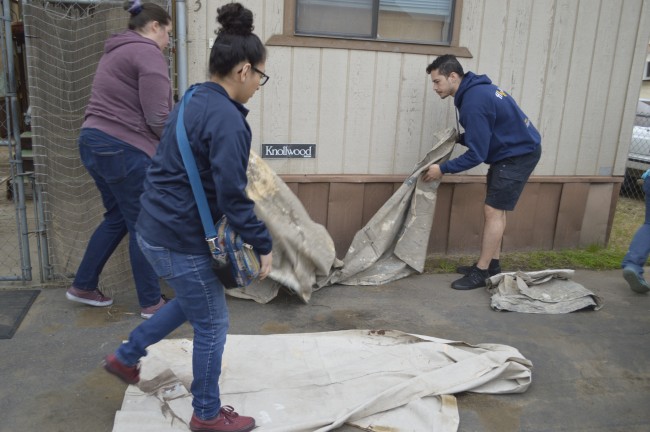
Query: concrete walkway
0 269 649 432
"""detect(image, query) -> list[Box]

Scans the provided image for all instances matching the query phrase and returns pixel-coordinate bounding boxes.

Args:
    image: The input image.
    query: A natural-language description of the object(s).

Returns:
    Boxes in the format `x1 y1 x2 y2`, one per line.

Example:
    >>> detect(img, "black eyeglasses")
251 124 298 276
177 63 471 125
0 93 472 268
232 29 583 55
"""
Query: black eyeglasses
251 66 270 86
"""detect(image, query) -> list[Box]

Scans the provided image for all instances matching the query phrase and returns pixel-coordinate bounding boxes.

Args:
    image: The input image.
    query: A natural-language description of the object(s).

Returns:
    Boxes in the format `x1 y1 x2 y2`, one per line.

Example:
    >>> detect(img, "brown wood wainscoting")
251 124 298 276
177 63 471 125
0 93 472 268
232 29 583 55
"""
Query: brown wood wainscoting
280 175 623 259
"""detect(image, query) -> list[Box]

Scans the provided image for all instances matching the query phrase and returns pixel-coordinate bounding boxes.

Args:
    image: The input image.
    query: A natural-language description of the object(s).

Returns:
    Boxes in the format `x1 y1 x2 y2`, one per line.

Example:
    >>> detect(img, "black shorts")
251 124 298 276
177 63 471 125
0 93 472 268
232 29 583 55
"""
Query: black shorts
485 145 541 211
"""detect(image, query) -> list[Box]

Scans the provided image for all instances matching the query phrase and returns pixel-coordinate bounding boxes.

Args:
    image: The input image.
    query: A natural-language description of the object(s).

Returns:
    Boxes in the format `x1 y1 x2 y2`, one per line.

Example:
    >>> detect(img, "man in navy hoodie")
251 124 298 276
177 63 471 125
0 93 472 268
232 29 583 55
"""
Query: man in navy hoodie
422 55 541 290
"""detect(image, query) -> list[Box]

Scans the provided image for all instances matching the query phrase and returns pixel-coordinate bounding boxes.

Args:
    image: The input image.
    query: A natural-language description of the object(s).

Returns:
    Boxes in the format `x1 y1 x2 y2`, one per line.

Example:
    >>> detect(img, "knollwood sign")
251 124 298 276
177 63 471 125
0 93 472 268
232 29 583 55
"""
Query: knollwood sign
261 144 316 159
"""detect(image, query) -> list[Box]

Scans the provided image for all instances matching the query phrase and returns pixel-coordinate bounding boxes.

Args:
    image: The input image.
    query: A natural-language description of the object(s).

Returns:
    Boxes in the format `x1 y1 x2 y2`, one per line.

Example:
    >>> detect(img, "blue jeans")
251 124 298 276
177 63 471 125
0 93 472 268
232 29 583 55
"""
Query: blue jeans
116 233 229 420
73 128 161 308
622 175 650 276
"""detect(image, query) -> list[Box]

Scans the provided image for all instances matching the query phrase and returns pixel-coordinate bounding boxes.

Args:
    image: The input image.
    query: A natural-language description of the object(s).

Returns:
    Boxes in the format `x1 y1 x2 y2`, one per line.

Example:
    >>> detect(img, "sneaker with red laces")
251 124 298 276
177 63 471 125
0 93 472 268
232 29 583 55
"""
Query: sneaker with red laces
190 406 255 432
66 286 113 307
102 354 140 384
140 295 169 319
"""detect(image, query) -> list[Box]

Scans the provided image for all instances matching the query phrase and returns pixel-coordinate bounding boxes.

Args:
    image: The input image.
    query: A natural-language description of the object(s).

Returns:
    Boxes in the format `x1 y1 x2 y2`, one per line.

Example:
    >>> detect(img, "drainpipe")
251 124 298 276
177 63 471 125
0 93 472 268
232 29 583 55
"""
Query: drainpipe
175 0 188 96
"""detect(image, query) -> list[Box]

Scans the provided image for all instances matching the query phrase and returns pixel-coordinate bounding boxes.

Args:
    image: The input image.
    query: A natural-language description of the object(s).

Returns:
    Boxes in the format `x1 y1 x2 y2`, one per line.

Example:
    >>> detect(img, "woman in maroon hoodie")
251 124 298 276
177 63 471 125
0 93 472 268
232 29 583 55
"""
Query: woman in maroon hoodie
65 0 172 319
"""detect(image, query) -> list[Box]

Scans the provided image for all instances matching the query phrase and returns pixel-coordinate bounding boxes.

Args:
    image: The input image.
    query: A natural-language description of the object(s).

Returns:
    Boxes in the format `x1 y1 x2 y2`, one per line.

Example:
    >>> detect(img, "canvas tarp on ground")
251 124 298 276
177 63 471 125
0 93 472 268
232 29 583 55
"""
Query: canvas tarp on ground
486 269 604 313
229 128 457 303
111 330 533 432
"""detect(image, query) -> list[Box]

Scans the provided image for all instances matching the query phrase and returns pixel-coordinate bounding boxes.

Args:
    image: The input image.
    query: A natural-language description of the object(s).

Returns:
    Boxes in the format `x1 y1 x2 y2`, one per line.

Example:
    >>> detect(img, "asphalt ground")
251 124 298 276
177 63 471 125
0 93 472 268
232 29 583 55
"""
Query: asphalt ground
0 268 649 432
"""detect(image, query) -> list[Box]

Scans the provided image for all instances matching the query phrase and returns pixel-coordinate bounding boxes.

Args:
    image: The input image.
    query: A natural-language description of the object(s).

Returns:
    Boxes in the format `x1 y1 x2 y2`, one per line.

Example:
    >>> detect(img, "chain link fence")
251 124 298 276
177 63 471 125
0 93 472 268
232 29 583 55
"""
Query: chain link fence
1 0 47 284
622 99 650 200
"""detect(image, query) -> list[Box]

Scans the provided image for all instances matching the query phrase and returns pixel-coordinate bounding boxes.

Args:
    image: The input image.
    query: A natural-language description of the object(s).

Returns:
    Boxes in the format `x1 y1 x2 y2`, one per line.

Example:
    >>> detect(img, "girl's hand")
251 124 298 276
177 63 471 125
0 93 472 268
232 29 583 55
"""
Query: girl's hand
259 252 273 279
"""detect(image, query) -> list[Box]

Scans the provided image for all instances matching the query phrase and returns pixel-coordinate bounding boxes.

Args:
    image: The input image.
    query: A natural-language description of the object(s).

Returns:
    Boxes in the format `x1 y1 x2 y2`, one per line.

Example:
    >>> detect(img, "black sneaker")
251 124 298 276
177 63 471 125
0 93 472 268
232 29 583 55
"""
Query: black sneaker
451 265 490 290
456 259 501 276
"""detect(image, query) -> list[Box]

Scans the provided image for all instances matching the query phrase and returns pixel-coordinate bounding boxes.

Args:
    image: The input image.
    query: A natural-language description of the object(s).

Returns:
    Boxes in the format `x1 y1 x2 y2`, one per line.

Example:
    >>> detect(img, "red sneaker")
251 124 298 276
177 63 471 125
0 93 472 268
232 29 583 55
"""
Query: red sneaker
102 354 140 384
66 286 113 307
140 295 169 319
190 406 255 432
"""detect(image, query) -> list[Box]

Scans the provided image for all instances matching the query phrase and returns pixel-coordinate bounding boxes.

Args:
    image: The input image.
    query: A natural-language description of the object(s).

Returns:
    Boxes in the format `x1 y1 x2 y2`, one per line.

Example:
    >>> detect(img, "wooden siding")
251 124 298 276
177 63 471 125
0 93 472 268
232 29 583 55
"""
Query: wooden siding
188 0 650 178
281 175 622 259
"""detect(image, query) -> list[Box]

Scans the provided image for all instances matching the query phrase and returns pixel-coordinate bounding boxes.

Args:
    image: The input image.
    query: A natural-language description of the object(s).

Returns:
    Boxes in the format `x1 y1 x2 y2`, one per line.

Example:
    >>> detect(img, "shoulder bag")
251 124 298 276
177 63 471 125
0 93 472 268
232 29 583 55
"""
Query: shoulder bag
175 86 261 288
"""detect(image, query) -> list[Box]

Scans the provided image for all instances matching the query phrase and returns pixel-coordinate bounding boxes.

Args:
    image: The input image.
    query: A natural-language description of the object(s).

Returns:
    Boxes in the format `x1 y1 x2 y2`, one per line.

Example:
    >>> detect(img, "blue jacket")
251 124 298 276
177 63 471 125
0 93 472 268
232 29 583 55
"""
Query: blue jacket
439 72 541 174
136 82 272 255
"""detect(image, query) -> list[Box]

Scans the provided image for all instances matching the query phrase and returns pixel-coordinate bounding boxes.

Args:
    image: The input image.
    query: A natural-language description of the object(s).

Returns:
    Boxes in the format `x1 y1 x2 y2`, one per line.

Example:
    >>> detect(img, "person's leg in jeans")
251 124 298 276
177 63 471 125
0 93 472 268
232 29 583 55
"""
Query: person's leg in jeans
69 133 129 305
102 144 161 309
622 175 650 293
71 129 161 309
71 174 127 291
116 234 229 419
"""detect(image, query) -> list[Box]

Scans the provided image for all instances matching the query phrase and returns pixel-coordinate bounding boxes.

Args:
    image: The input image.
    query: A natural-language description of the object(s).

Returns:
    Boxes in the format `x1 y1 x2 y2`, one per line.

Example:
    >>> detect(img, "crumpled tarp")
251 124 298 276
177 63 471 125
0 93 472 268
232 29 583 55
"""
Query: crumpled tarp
111 330 532 432
227 151 342 304
486 269 604 313
323 128 456 287
228 128 456 303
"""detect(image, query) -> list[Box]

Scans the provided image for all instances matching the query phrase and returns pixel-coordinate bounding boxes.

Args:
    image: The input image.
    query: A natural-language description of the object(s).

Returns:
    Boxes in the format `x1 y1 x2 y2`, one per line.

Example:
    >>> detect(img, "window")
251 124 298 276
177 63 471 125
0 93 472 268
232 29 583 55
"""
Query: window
267 0 471 57
643 60 650 81
295 0 454 45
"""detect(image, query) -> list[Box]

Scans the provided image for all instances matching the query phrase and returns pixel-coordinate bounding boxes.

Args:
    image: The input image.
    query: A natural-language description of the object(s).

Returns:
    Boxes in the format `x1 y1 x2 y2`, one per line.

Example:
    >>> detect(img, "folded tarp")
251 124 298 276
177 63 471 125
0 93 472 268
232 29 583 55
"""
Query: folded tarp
486 269 604 313
111 330 532 432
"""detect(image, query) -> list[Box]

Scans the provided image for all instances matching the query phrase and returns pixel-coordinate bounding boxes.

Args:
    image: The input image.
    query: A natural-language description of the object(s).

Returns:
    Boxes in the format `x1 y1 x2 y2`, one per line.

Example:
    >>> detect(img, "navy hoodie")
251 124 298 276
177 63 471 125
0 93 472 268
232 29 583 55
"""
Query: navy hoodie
136 82 272 256
439 72 541 174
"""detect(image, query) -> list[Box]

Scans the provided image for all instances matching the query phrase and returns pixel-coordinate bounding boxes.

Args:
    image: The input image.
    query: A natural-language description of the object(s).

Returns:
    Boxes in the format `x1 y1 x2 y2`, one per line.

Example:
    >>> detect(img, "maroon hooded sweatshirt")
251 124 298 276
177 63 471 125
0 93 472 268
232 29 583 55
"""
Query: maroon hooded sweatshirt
82 29 172 157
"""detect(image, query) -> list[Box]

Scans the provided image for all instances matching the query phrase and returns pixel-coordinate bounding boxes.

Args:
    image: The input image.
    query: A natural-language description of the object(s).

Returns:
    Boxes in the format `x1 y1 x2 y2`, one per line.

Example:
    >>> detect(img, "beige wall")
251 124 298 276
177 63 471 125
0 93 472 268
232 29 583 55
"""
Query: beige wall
187 0 650 177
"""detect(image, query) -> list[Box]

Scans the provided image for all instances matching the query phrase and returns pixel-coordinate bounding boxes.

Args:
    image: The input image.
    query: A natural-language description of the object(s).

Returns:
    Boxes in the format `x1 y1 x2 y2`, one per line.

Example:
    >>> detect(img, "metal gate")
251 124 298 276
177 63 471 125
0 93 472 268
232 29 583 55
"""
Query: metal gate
0 0 50 283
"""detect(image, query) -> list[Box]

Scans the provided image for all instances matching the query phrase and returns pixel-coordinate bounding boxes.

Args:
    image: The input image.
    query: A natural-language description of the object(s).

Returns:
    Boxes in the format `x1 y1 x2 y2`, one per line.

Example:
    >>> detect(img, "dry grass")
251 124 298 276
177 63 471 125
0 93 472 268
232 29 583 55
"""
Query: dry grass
609 196 645 251
424 194 646 273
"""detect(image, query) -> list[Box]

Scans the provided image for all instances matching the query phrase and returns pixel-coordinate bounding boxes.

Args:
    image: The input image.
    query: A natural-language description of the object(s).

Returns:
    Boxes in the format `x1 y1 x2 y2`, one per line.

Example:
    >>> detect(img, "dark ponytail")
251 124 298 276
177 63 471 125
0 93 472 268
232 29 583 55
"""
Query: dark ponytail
123 1 171 31
209 2 266 77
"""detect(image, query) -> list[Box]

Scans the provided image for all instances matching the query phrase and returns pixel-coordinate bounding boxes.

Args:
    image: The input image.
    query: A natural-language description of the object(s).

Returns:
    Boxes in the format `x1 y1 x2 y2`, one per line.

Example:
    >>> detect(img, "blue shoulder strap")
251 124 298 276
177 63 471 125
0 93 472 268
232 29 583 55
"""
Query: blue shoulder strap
175 86 219 246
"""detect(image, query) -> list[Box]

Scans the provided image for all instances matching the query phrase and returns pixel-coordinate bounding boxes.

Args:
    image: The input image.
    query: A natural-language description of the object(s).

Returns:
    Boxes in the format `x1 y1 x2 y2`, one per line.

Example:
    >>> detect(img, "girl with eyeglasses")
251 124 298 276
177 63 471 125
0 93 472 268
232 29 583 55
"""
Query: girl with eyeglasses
103 3 272 431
